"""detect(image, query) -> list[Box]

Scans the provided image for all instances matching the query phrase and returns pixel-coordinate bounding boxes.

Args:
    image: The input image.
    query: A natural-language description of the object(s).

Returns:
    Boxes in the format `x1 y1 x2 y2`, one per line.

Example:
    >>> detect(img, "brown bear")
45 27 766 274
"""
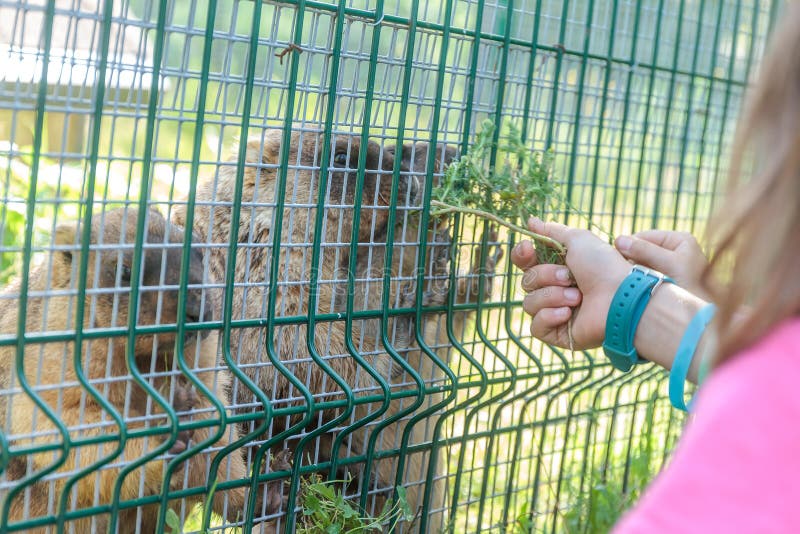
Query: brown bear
174 129 500 530
0 208 248 533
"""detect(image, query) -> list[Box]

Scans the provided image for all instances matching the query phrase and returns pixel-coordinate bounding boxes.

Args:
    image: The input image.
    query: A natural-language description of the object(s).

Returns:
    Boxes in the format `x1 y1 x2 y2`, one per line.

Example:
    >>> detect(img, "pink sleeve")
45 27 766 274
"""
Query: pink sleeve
613 319 800 534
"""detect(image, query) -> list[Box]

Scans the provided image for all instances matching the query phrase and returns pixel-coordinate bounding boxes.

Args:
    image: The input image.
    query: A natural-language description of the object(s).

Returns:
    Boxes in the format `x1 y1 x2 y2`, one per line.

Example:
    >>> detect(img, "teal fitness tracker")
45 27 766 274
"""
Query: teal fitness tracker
603 265 675 372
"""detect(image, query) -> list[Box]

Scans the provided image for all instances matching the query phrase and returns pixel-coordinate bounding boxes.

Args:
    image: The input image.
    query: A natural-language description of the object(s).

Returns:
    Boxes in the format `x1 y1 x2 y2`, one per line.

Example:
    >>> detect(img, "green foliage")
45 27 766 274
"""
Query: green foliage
501 397 664 534
0 204 25 284
561 396 661 534
510 502 535 534
165 507 182 534
434 119 557 226
0 149 85 285
297 475 415 534
177 503 242 534
171 478 242 534
431 119 566 263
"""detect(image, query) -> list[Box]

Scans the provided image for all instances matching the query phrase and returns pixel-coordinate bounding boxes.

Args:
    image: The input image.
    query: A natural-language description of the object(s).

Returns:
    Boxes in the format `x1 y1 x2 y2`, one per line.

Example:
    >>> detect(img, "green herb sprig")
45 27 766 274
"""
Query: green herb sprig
431 119 566 264
297 474 415 533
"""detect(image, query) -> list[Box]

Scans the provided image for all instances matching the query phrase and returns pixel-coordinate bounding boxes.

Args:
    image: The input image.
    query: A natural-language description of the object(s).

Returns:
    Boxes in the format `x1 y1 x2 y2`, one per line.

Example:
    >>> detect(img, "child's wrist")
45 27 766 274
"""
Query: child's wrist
601 266 675 372
634 283 710 382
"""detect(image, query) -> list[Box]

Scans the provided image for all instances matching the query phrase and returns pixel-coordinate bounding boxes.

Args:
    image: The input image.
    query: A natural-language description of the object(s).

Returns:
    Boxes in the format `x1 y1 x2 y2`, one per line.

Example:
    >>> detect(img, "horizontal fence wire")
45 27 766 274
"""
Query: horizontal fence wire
0 0 777 532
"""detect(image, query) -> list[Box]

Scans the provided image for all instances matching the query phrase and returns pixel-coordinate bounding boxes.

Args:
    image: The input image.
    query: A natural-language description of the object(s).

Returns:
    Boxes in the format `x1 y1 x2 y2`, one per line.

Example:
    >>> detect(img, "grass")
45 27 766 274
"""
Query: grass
441 299 681 534
561 394 662 533
172 504 240 534
172 474 415 533
297 476 415 534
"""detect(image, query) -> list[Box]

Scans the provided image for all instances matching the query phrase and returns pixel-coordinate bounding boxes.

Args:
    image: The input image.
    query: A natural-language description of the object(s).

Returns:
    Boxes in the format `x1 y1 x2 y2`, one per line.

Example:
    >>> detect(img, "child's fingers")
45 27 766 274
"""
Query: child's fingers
510 239 539 270
615 234 675 274
633 229 698 251
530 307 573 340
522 286 582 317
520 264 574 293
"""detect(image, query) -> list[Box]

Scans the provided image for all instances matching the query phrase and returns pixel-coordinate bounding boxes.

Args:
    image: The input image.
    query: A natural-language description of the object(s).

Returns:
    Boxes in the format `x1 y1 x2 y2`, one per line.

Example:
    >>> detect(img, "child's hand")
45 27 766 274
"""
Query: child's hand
614 230 710 298
510 218 630 350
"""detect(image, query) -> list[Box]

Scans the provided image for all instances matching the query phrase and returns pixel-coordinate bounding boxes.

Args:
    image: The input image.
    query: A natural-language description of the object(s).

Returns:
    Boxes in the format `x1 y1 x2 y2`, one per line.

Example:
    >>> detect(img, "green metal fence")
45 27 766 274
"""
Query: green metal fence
0 0 777 532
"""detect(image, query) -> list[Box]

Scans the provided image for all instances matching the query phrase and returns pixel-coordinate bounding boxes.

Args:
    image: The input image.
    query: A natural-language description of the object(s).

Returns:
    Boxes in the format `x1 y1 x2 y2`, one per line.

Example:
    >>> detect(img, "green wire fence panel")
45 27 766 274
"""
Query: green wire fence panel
0 0 776 532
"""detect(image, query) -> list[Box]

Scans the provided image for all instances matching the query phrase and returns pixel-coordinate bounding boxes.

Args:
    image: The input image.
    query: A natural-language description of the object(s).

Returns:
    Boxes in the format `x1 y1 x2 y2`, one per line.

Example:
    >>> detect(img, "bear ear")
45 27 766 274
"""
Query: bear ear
381 142 398 166
144 208 167 243
412 142 431 173
147 207 164 222
54 223 79 264
244 133 280 165
360 139 383 171
415 142 459 173
394 142 432 174
392 143 413 173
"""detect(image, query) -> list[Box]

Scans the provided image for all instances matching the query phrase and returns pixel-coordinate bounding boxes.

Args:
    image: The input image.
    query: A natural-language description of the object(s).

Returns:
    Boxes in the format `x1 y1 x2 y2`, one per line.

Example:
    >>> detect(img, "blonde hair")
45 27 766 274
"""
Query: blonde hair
704 4 800 366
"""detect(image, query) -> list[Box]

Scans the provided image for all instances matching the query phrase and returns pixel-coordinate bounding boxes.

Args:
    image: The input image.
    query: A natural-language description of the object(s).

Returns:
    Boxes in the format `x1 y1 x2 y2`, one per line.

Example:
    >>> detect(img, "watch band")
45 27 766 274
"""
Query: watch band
602 265 675 372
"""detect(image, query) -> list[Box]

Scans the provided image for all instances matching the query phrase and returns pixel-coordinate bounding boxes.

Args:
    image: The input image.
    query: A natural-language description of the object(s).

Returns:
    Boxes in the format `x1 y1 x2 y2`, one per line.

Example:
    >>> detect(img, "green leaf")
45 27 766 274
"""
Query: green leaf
395 486 414 521
341 503 357 519
304 493 321 515
165 508 181 534
315 482 337 500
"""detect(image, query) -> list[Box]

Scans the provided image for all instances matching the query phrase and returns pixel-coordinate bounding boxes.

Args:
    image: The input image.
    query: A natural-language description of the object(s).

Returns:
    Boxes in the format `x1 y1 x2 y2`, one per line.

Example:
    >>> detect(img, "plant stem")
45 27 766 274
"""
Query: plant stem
429 200 566 255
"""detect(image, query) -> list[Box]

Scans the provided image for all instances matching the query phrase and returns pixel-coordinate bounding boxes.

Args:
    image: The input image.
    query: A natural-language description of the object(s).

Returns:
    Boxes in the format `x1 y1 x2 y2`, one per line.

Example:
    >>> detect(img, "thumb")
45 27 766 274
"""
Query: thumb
615 234 674 274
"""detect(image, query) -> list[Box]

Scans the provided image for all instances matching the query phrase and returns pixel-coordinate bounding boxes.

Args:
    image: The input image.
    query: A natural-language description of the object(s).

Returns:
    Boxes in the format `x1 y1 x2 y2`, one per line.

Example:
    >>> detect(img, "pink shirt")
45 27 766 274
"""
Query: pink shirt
614 317 800 533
